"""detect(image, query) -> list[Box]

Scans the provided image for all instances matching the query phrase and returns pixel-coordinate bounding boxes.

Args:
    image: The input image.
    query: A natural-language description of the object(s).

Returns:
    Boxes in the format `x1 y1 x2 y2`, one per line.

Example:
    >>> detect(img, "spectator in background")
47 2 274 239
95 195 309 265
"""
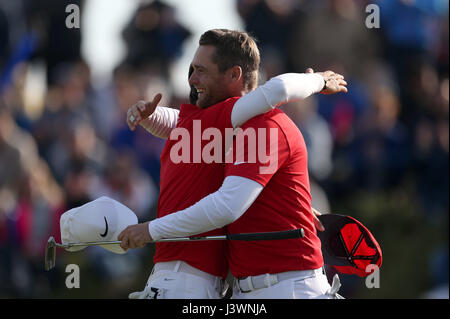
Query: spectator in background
12 158 66 296
0 106 24 226
236 0 302 77
121 0 191 78
32 63 96 183
24 0 83 85
378 0 449 75
413 117 449 221
349 83 409 191
0 101 65 297
378 0 449 126
105 63 167 186
0 119 24 296
284 0 379 198
89 64 138 143
0 0 30 92
90 151 157 221
288 0 379 80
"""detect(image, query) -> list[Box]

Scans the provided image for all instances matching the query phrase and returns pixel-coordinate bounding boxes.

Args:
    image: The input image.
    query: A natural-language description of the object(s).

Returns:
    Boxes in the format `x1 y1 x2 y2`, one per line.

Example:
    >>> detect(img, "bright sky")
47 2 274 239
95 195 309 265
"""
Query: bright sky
81 0 243 95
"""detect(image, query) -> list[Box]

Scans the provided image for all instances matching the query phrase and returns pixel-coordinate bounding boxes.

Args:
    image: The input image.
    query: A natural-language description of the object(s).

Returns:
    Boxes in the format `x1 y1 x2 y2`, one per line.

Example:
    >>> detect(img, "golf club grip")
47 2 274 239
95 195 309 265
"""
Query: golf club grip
226 228 304 241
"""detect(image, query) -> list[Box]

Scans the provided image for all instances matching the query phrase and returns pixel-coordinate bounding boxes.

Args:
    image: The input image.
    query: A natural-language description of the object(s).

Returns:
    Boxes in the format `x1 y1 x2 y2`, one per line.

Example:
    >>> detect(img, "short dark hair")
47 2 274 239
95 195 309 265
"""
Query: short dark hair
199 29 260 91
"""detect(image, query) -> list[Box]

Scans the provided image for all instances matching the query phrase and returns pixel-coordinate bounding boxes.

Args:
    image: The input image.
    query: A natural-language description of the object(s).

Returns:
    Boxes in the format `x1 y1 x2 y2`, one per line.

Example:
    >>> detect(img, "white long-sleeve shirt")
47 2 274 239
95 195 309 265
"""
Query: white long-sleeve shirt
145 73 325 240
149 176 263 240
140 73 324 137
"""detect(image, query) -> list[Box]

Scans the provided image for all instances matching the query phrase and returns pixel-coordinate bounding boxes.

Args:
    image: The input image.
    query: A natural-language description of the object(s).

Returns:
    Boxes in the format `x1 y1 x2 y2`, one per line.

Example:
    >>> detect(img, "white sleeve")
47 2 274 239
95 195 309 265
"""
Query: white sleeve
139 106 179 139
148 176 263 240
231 73 325 128
139 73 322 136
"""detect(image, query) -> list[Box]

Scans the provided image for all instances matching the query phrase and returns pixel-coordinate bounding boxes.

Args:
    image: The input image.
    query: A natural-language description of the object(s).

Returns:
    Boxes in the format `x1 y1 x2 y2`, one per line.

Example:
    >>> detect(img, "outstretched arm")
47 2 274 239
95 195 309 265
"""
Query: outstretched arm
118 175 263 249
231 69 347 127
126 94 179 139
117 175 324 249
126 70 347 138
139 106 179 139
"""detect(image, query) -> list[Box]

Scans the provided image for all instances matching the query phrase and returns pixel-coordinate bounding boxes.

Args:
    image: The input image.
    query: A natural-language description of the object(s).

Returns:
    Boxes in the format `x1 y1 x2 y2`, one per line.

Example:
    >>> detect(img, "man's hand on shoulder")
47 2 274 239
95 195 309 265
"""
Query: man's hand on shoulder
306 68 348 94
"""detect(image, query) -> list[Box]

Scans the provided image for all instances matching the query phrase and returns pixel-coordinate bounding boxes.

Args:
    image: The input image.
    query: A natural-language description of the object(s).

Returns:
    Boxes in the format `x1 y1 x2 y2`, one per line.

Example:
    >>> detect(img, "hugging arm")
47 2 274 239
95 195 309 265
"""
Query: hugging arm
139 106 179 139
130 70 346 138
230 72 325 127
148 176 263 240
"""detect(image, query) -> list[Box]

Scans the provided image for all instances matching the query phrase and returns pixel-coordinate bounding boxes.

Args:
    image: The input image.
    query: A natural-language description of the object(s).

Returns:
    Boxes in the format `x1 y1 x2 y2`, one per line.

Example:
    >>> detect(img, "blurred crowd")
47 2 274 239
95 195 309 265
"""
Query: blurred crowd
0 0 448 298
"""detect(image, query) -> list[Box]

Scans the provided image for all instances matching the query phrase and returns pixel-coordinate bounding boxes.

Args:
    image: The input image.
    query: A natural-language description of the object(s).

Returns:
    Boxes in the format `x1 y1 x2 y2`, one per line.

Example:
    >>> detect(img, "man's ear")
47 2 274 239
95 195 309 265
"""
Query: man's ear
227 65 243 84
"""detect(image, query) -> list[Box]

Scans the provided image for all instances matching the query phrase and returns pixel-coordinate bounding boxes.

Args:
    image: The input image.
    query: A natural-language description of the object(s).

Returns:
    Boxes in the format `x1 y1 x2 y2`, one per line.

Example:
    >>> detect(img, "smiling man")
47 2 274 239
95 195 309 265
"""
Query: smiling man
119 29 347 299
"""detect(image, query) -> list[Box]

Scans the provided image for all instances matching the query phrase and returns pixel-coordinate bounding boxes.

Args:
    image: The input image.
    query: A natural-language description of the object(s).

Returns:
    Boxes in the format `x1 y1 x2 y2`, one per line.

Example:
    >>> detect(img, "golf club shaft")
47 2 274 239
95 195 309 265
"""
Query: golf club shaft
56 228 305 248
56 237 224 248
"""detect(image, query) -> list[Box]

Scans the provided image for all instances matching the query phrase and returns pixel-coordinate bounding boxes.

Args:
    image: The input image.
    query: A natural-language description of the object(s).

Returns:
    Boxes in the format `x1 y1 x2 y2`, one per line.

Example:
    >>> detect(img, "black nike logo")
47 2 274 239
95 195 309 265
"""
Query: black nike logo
100 216 108 237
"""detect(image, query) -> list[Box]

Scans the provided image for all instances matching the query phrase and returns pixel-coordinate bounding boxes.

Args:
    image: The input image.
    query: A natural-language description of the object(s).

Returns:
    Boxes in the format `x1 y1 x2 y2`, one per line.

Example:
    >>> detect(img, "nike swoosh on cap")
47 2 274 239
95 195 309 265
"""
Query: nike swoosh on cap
100 216 108 237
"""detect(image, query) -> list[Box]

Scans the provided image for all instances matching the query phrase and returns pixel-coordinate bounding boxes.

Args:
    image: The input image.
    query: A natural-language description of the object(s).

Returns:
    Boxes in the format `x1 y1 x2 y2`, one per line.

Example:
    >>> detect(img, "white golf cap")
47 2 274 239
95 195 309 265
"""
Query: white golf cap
60 196 138 254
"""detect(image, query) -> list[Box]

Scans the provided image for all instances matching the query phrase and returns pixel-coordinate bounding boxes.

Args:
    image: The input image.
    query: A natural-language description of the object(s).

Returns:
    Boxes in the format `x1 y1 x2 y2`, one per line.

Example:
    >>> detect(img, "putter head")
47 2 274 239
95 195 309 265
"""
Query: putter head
44 236 57 271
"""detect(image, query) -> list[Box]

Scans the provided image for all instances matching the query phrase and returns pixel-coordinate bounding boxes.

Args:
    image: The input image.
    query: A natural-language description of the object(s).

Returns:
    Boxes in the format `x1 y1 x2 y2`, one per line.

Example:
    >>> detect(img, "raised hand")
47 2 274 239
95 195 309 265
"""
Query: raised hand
306 68 348 94
127 93 163 131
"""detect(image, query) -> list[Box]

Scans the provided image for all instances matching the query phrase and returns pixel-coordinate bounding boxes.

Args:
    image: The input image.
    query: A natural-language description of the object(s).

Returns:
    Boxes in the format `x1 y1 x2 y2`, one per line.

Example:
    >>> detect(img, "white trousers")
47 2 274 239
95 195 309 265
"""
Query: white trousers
141 261 223 299
232 268 342 299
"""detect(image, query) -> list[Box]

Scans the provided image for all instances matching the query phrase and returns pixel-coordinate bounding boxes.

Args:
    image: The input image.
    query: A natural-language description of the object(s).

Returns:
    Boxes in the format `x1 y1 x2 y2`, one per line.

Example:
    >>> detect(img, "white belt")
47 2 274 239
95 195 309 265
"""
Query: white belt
152 260 219 282
235 268 324 293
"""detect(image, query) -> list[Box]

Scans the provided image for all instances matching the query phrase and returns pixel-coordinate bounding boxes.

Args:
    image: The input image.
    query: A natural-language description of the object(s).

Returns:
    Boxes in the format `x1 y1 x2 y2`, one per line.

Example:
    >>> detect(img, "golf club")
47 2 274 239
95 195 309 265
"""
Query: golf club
44 228 305 271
